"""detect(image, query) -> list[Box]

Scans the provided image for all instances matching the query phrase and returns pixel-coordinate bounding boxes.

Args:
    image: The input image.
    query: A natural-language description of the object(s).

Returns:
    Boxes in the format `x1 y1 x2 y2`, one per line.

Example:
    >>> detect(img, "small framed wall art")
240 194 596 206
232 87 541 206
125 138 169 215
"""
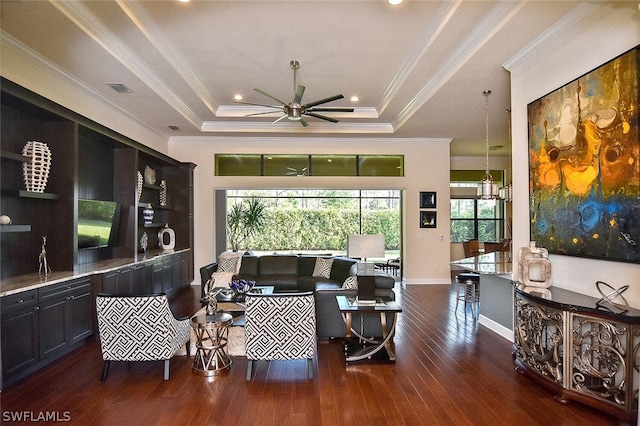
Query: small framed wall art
420 191 436 209
420 211 437 228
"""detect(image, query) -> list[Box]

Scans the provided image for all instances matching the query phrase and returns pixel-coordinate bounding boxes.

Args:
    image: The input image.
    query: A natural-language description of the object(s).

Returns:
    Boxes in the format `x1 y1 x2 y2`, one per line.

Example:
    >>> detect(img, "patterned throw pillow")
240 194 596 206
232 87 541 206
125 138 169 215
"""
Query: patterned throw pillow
218 252 241 273
312 257 333 279
342 275 358 289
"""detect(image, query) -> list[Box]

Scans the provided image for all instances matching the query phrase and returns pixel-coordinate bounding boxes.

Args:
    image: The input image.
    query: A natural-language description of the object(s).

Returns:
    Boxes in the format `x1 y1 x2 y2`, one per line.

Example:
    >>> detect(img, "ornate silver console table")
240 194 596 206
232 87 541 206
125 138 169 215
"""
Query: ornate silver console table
513 284 639 425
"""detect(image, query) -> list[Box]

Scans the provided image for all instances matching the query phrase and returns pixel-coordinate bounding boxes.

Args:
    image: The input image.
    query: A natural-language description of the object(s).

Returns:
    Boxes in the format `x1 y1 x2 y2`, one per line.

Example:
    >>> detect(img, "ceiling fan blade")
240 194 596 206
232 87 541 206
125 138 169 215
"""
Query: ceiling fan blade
300 117 309 127
272 114 289 124
306 107 354 112
303 94 344 109
235 100 282 109
305 111 339 123
294 85 305 105
254 88 287 106
245 110 284 117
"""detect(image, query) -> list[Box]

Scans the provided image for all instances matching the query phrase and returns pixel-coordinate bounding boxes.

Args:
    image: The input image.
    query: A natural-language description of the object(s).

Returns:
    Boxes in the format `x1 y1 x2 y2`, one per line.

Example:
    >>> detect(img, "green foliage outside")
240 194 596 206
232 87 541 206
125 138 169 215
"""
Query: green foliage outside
239 208 400 252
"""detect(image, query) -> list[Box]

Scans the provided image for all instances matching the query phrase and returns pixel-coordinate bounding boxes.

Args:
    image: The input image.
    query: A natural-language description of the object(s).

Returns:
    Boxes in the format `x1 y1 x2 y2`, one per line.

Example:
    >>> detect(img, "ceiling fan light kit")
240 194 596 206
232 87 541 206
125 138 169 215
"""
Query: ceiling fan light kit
235 60 354 127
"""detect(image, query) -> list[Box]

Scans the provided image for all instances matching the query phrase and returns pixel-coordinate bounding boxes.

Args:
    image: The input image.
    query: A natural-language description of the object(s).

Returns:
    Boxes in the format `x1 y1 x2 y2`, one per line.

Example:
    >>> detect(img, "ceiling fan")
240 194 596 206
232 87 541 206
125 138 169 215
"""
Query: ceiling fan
236 60 354 127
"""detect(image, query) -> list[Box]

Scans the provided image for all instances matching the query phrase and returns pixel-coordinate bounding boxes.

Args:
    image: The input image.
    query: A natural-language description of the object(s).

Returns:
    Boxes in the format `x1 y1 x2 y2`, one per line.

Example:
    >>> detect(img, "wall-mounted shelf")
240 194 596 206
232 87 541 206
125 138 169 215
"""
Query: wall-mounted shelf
0 151 27 162
143 223 165 228
1 190 59 200
0 224 31 233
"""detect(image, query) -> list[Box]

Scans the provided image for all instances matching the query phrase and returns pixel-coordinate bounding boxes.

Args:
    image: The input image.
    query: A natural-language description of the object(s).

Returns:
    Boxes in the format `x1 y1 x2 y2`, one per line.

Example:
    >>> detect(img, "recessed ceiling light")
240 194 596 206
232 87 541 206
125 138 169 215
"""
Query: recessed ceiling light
350 96 359 102
234 94 243 101
178 0 190 3
388 0 403 5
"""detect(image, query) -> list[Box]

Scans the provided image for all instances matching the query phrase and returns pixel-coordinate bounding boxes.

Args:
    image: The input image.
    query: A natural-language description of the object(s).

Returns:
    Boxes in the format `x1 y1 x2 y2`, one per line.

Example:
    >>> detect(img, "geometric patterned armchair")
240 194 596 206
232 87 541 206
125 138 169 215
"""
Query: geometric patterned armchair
244 292 316 381
95 293 191 381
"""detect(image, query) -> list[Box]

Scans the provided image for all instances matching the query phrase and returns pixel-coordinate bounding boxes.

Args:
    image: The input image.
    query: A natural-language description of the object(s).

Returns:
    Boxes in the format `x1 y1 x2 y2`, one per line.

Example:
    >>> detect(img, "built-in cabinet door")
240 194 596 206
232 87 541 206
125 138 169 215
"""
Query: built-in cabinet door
38 296 67 359
67 287 93 345
1 290 38 377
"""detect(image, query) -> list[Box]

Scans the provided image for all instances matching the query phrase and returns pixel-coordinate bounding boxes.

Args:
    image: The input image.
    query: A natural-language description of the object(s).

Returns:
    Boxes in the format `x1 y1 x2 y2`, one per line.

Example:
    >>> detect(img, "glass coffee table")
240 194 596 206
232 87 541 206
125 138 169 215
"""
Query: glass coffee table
212 286 274 326
336 295 402 363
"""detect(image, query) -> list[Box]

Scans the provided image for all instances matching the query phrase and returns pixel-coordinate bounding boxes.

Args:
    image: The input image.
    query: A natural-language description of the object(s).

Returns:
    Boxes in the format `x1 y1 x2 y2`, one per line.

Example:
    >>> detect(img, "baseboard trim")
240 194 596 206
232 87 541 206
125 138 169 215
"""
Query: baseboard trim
479 315 514 342
404 279 452 285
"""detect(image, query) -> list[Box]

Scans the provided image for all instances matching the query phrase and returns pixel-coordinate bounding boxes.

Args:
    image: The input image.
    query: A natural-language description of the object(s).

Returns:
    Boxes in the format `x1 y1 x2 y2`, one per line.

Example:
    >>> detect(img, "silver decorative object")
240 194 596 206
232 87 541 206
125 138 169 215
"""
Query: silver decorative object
158 223 175 250
159 180 167 207
22 141 52 193
595 281 629 314
203 279 221 315
139 231 148 252
38 235 51 275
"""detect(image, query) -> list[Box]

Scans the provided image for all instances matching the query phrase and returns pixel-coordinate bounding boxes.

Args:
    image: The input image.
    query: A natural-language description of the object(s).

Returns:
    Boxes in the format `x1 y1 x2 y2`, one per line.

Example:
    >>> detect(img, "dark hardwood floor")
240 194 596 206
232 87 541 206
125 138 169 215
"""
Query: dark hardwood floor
0 283 623 425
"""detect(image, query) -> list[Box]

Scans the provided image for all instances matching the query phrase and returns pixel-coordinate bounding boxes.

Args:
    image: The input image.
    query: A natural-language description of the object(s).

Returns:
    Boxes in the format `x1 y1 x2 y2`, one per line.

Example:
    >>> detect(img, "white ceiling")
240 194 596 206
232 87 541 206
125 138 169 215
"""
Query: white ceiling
1 0 623 157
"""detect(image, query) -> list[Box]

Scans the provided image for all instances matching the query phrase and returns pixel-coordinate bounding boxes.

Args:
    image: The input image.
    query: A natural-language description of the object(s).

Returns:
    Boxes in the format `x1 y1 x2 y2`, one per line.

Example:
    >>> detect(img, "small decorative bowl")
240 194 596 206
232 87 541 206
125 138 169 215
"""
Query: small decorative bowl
229 279 255 295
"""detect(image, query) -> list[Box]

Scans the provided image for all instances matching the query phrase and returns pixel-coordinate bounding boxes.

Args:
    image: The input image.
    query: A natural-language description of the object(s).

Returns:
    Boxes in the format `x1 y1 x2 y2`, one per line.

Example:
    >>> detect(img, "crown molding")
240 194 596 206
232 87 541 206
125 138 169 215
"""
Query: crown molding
116 0 219 115
200 120 394 134
49 0 203 128
377 0 462 115
502 2 601 72
1 30 165 142
394 0 525 130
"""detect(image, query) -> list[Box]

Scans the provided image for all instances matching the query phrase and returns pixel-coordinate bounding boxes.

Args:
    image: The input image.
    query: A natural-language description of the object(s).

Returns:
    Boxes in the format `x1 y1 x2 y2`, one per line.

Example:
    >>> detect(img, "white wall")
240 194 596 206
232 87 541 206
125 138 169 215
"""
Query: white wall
168 136 453 285
508 3 640 308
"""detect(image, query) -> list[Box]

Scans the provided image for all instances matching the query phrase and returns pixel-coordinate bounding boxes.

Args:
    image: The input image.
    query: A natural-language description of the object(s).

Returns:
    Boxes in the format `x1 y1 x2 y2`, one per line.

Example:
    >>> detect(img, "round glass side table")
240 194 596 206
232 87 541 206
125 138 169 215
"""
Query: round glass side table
191 312 234 376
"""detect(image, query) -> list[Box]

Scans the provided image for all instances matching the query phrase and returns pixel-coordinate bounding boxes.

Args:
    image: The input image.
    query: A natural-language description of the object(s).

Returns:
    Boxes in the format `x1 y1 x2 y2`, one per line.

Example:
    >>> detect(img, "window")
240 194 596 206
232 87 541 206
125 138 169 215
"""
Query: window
215 154 403 176
224 189 401 258
450 198 504 243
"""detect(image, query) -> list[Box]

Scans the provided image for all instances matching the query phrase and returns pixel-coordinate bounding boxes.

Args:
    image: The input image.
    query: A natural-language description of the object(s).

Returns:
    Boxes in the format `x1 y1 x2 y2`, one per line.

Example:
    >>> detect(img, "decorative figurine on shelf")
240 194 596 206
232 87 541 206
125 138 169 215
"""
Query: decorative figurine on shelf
139 231 148 253
144 165 156 185
0 215 12 225
22 141 52 193
159 180 167 207
38 235 51 275
158 224 175 250
143 203 154 225
136 171 143 203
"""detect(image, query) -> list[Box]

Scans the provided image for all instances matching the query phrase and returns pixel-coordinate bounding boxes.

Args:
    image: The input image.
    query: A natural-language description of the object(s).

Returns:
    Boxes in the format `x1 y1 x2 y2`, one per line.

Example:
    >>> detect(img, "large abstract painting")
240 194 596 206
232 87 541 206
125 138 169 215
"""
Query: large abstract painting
528 46 639 264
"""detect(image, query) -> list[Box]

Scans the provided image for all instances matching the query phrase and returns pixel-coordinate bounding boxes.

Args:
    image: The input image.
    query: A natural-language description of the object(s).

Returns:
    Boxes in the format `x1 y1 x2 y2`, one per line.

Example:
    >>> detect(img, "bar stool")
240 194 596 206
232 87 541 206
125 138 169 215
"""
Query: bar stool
455 272 480 318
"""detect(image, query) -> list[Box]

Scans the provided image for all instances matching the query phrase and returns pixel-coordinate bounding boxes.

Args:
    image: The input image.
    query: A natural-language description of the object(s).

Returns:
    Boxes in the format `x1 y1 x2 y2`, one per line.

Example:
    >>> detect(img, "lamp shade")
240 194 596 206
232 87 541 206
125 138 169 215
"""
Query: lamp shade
347 234 385 259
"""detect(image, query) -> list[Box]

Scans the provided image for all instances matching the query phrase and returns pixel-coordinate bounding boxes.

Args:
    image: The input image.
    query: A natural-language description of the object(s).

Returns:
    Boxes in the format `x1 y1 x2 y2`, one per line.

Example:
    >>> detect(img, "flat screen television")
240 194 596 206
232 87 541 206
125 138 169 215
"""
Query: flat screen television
77 199 121 249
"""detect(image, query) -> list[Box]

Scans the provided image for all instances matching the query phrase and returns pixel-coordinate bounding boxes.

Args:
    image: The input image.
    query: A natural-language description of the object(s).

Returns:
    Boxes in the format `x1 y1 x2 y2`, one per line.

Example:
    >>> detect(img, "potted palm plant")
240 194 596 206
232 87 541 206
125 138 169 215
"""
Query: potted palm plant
227 198 266 252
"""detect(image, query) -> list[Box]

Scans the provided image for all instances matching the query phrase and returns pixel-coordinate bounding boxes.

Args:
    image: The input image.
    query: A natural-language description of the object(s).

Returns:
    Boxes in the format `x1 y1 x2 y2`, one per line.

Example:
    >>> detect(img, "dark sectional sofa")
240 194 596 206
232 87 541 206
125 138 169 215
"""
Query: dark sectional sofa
199 254 396 339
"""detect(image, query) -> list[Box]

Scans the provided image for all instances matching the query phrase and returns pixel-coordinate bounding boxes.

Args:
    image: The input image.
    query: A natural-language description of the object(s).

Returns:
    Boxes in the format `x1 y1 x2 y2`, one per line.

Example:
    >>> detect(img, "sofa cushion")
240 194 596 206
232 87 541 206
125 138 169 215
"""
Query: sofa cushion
330 257 357 282
297 256 317 277
258 255 298 275
238 256 259 275
312 257 333 278
256 274 300 292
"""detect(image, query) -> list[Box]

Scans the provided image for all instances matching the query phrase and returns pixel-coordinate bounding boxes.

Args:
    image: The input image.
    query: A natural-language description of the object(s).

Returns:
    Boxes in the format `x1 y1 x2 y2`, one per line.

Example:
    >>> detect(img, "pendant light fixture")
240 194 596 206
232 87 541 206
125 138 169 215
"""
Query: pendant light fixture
500 108 513 202
478 90 498 199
